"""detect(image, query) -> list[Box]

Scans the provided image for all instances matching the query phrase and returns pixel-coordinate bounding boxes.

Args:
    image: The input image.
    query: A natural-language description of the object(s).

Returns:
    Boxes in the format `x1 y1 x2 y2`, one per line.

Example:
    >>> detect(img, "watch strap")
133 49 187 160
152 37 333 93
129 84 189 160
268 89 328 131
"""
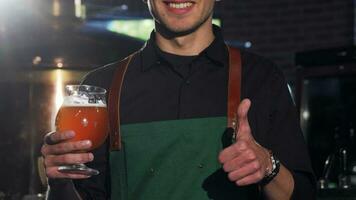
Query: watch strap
260 151 281 186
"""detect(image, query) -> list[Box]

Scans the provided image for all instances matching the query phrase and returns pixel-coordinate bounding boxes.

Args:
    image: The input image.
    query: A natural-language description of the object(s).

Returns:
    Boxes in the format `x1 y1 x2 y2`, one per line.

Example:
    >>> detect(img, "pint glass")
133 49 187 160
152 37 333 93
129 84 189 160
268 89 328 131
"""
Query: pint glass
55 85 109 175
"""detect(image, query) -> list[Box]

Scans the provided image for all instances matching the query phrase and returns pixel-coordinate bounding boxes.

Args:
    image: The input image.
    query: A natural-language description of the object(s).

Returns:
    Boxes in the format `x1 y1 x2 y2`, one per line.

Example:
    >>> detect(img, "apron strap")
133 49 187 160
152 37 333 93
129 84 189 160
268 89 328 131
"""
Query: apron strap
108 47 242 151
108 52 136 151
227 47 242 135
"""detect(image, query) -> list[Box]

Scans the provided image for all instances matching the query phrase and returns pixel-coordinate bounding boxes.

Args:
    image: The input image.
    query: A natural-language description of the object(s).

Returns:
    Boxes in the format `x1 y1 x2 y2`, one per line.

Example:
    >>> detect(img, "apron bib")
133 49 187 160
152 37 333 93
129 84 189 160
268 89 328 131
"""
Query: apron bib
110 117 257 200
108 47 253 199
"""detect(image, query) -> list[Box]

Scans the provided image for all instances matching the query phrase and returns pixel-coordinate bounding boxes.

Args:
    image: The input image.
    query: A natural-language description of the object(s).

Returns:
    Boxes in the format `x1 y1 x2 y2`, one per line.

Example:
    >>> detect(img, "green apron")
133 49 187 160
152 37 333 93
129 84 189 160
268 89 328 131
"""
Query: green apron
110 117 257 200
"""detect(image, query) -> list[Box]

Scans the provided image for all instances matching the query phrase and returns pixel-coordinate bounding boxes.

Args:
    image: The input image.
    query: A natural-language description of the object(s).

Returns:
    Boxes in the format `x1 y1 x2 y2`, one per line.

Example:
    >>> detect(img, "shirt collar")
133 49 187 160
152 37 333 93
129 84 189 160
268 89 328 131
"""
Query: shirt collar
202 25 228 67
140 25 228 72
139 32 159 72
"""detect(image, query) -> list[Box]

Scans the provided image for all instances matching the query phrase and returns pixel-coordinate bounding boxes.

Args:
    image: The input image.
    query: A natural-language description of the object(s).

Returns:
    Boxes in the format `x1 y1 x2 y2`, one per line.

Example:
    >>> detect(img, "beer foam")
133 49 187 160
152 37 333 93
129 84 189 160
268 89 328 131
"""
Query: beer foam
62 96 106 107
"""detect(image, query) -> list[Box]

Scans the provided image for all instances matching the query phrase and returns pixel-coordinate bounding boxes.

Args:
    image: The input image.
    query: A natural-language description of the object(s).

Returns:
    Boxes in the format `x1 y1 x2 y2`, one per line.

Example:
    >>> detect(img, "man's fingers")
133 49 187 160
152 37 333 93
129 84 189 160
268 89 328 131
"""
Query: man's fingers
44 153 94 167
46 167 91 179
227 161 261 182
219 140 248 164
42 131 95 180
41 140 92 156
44 131 75 145
223 149 257 172
235 170 265 186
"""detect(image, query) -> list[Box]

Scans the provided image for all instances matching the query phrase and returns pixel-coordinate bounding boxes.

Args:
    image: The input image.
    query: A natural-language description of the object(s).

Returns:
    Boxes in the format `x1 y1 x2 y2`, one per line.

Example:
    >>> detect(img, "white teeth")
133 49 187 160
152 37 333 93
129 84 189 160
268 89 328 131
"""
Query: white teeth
168 2 193 9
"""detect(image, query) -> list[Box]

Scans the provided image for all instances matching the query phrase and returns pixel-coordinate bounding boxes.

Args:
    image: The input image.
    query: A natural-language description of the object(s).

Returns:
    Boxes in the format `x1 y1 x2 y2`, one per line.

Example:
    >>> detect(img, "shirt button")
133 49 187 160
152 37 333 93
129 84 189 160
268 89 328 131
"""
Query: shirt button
185 80 191 85
150 168 155 173
198 164 204 168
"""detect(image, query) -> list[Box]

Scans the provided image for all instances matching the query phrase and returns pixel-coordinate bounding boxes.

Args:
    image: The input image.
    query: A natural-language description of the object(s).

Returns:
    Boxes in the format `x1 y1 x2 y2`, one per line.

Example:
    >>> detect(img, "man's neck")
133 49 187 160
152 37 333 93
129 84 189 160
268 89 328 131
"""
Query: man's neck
155 19 215 56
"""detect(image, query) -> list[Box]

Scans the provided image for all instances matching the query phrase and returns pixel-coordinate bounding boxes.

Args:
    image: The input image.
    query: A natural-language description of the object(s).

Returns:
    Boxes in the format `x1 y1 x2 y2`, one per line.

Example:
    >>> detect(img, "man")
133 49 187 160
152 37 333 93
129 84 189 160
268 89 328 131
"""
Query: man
41 0 315 199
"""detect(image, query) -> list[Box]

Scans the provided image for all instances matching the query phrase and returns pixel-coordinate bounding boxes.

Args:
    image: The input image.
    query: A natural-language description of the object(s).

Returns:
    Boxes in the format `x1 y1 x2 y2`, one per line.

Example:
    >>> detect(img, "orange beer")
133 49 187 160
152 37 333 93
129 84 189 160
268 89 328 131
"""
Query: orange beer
55 105 109 150
56 85 108 175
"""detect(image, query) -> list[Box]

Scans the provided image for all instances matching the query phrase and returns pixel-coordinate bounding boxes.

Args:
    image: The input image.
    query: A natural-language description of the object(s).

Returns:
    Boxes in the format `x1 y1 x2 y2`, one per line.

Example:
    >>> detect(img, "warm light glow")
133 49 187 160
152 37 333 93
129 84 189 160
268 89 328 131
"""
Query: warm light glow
81 5 86 19
75 0 81 6
75 0 82 18
57 63 64 68
32 56 42 65
107 19 153 41
52 69 64 130
53 0 61 17
54 58 64 68
106 19 221 41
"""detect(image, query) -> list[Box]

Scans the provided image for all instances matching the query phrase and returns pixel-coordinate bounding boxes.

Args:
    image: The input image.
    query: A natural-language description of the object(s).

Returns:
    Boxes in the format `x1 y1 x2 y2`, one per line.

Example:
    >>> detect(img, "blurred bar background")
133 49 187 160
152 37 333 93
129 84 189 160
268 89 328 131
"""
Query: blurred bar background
0 0 355 199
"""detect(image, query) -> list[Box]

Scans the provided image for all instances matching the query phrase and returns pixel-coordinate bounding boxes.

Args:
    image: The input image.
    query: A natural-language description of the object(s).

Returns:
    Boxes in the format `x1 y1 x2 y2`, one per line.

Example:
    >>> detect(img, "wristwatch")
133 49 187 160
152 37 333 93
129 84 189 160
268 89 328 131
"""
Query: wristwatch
260 151 280 186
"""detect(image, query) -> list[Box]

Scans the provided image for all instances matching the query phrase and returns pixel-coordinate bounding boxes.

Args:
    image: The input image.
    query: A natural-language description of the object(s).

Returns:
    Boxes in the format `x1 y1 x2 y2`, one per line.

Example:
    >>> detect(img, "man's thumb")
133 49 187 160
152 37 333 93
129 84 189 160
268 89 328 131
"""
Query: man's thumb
236 99 252 140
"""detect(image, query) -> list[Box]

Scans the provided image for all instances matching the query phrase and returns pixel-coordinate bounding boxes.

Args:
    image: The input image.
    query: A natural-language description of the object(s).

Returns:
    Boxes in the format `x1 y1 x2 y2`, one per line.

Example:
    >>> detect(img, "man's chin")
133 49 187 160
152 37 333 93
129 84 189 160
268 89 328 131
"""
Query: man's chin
168 27 195 35
156 22 200 39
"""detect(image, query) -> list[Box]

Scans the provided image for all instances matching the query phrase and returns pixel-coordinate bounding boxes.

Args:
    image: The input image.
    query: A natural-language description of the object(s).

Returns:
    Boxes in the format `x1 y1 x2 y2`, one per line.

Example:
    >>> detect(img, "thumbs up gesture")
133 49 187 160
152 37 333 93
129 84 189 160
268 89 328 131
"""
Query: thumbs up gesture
218 99 272 186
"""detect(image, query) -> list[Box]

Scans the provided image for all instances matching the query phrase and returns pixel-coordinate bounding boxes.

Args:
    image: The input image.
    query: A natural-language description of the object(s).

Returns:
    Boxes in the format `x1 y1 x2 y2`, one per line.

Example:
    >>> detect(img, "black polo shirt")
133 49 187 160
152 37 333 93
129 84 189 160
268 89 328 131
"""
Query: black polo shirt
70 26 316 199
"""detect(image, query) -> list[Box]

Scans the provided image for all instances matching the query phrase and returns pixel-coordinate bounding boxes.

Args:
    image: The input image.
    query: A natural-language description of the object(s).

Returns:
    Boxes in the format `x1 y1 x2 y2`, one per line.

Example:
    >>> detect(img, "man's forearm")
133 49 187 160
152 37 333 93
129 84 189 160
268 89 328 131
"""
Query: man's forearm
262 164 294 200
46 179 82 200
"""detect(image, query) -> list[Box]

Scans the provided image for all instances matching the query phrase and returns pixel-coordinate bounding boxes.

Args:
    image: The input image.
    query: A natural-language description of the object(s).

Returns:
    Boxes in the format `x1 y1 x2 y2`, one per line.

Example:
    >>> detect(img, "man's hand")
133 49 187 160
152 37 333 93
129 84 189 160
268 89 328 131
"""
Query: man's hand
219 99 272 186
41 131 94 179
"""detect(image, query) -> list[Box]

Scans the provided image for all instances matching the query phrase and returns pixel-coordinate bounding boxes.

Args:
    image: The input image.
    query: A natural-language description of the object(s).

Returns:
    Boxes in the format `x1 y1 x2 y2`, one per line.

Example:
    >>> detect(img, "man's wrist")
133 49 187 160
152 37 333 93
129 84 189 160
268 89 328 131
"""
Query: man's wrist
260 151 280 186
47 178 83 200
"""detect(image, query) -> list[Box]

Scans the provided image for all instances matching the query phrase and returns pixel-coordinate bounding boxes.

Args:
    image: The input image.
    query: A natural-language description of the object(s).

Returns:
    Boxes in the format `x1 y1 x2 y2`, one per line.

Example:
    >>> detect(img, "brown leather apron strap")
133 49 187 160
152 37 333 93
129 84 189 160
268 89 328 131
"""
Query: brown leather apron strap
227 47 242 137
109 53 135 151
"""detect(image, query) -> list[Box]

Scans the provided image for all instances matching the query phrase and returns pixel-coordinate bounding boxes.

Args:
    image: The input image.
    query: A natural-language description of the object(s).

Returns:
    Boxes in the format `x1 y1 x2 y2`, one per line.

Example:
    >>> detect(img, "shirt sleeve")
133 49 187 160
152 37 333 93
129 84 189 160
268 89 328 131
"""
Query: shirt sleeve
46 179 82 200
72 140 110 200
262 65 317 199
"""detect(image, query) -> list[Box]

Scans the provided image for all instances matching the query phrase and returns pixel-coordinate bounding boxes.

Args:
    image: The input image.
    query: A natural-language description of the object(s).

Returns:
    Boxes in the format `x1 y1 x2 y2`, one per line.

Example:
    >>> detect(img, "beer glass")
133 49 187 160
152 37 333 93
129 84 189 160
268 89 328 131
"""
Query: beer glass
55 85 109 175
